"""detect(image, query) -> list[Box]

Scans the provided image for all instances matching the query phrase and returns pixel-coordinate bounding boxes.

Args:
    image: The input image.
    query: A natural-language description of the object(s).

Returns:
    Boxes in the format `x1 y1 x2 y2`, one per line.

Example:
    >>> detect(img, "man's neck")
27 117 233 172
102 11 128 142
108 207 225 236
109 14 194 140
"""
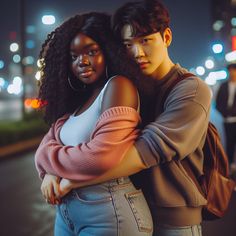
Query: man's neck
150 57 175 81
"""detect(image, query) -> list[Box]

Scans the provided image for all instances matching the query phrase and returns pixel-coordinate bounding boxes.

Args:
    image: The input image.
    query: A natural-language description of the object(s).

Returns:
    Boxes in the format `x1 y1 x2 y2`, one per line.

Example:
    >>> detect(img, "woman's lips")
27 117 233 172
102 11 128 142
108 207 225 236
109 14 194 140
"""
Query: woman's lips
79 70 93 78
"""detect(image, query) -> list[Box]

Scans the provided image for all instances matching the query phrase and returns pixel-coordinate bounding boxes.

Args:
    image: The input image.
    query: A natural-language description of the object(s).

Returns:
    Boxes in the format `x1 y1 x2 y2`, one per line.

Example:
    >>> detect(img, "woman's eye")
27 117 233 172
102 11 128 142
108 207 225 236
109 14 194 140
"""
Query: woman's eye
88 49 99 56
124 43 132 48
71 55 77 61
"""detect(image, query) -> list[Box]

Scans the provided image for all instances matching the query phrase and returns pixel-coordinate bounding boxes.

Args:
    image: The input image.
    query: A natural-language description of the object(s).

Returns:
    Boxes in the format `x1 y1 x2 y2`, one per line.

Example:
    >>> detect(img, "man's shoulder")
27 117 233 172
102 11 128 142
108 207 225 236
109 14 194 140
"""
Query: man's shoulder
167 72 212 111
171 71 211 97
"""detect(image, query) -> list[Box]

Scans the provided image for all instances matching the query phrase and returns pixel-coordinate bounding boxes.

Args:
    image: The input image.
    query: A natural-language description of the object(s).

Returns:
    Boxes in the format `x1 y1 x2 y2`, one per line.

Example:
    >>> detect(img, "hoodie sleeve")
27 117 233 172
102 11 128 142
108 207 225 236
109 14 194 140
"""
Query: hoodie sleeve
35 106 140 181
135 77 212 167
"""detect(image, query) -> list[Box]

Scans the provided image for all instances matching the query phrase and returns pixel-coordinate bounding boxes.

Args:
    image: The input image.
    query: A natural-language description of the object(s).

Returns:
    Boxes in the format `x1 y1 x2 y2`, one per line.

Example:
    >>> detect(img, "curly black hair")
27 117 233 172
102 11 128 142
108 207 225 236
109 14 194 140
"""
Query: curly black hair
38 12 141 125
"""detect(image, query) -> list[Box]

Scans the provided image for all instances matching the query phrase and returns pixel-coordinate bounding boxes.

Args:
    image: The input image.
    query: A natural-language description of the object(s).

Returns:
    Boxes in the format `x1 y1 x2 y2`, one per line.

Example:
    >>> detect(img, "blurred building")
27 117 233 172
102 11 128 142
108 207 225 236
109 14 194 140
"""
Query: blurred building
211 0 236 53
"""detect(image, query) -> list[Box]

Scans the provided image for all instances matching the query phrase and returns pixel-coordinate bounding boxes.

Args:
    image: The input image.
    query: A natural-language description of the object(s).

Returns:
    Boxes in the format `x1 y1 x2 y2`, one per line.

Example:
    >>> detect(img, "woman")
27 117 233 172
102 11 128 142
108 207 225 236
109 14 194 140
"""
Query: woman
35 12 153 236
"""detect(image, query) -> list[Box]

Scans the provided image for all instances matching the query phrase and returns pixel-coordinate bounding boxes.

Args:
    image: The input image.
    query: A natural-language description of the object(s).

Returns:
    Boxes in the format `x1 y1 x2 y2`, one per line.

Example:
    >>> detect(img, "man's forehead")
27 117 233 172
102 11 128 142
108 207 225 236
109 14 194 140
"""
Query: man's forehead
121 24 133 40
121 25 160 41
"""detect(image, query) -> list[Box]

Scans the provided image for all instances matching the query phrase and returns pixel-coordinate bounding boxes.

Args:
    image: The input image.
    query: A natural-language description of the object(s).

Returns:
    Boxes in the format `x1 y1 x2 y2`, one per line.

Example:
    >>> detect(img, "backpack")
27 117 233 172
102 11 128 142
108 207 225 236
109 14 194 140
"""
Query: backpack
160 72 235 221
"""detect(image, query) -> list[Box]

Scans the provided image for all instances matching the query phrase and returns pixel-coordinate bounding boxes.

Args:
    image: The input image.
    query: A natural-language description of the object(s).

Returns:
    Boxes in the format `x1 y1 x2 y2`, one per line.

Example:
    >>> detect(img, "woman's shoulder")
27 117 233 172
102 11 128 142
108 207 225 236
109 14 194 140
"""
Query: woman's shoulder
101 75 138 112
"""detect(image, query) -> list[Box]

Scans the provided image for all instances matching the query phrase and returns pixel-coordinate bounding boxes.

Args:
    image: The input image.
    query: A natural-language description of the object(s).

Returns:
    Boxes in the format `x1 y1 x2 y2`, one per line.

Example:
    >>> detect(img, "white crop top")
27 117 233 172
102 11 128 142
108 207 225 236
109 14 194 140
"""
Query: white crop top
60 78 112 146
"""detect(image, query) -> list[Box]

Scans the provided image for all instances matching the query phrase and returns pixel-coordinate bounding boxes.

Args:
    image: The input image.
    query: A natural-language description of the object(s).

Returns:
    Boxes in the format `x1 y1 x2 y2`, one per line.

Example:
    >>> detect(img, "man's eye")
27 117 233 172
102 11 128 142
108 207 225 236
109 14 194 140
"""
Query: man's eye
141 38 150 44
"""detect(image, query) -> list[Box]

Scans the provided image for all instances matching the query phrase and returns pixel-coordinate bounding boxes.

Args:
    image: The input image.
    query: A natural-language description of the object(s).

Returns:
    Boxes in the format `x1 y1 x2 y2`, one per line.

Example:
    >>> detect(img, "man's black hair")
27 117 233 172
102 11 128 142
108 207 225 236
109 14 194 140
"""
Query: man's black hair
112 0 170 41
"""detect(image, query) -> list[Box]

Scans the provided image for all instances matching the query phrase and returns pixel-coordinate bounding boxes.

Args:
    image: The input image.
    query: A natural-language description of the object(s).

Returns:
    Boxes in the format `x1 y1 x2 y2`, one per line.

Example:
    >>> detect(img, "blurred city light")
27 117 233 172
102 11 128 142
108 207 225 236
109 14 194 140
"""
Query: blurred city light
0 60 4 69
26 25 36 34
225 50 236 62
7 84 22 95
196 66 205 76
0 77 5 87
24 98 41 109
213 20 224 31
205 59 215 69
25 66 34 75
10 43 19 52
26 40 35 49
205 76 216 86
232 36 236 51
23 56 34 65
212 43 223 54
13 76 22 86
9 31 17 40
37 58 44 68
31 99 40 109
231 28 236 36
13 54 21 63
42 15 56 25
37 59 41 68
208 70 227 81
7 76 23 95
231 17 236 26
35 71 41 80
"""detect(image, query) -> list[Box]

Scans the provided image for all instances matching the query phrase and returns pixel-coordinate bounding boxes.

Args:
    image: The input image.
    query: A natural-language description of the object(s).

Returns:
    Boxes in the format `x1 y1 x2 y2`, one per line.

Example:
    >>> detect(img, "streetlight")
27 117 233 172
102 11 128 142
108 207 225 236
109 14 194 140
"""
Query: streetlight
196 66 205 76
212 43 223 54
10 43 19 52
0 60 4 69
205 59 214 69
225 51 236 62
42 15 56 25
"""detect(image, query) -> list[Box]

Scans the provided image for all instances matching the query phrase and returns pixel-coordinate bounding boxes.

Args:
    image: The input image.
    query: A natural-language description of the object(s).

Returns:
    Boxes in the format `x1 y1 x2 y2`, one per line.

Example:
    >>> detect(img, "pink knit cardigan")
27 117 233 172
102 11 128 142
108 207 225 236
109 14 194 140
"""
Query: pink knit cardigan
35 106 140 181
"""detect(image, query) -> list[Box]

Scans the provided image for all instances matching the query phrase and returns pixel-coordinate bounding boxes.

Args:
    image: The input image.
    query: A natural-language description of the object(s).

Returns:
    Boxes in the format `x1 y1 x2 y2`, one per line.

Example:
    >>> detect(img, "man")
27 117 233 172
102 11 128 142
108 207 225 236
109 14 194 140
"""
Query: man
58 1 211 235
216 63 236 166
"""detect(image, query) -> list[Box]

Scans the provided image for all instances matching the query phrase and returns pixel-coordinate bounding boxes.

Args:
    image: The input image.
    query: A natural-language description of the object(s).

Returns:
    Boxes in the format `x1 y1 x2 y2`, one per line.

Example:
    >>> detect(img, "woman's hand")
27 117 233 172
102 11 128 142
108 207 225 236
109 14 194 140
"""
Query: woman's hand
41 174 61 205
58 178 80 198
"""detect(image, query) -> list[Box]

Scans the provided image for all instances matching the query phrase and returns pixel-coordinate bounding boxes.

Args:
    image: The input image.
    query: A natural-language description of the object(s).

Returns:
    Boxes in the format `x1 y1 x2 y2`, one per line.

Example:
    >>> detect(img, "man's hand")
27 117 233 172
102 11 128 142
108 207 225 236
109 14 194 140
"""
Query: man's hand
41 174 61 205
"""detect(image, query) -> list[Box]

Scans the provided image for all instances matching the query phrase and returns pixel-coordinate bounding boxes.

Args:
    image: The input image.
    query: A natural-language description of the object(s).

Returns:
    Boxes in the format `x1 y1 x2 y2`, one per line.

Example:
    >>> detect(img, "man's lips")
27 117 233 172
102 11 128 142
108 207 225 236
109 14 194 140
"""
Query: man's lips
138 61 150 69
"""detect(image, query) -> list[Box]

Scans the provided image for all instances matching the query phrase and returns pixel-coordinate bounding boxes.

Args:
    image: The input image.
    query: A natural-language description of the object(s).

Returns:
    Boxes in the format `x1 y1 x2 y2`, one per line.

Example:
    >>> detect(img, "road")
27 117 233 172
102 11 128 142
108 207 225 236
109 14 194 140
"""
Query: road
0 152 55 236
0 98 22 121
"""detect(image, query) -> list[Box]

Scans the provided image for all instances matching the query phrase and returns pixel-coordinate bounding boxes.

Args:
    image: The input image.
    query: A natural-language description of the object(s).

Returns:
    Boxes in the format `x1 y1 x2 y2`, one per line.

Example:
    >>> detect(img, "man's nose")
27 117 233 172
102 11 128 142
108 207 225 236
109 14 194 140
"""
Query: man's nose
131 44 145 58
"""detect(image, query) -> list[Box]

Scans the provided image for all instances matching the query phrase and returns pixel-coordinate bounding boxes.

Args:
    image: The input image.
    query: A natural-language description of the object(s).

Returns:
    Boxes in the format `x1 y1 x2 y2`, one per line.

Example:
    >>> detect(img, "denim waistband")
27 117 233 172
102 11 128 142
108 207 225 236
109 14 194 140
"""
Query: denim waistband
70 176 131 195
106 177 131 187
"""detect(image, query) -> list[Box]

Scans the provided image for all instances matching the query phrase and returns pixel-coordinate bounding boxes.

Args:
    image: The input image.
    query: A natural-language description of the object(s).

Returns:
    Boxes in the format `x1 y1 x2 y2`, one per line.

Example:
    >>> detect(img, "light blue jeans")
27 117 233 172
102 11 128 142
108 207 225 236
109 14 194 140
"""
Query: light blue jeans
154 225 202 236
54 177 153 236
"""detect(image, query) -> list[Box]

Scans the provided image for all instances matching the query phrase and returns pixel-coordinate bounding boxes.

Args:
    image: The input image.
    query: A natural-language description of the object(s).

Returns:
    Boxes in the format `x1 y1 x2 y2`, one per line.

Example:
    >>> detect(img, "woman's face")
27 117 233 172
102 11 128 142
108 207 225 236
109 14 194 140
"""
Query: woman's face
70 33 105 85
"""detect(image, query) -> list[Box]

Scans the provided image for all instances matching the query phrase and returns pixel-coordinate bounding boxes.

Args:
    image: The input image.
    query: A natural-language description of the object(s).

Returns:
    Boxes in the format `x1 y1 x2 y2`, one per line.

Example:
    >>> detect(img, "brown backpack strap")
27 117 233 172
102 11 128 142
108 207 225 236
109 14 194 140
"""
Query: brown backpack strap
160 72 195 112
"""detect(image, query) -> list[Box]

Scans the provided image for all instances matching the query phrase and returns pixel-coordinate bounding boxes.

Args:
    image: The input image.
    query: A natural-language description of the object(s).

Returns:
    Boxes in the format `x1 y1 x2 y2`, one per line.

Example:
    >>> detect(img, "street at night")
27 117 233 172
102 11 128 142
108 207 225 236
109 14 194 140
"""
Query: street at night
1 0 236 235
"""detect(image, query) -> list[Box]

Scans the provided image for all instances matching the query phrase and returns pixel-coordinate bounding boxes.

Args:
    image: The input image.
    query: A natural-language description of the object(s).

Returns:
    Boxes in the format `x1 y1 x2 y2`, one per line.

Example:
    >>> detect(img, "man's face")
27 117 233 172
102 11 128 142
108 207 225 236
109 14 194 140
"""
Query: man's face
121 24 170 78
229 68 236 83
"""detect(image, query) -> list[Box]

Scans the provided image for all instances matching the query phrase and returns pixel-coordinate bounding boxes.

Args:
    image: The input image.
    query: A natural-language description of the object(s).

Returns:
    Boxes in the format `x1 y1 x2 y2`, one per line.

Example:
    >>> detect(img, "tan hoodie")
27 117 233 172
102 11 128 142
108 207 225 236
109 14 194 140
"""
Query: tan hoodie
134 64 212 227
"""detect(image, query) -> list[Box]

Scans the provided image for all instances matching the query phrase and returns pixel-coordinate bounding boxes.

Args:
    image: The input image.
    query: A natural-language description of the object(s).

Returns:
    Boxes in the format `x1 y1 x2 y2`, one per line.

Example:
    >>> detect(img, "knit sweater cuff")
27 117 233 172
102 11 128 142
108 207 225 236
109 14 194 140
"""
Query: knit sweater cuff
97 106 141 123
134 138 159 168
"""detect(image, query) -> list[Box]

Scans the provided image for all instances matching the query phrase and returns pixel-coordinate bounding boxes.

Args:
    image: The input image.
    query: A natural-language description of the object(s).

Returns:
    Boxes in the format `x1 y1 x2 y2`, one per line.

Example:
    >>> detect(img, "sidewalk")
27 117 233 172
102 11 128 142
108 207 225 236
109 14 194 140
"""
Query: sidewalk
0 136 43 158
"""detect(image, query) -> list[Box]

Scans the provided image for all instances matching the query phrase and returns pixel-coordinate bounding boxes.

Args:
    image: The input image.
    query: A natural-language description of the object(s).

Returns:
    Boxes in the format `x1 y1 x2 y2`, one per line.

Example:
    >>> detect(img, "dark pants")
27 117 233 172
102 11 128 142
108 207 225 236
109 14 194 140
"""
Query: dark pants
224 122 236 164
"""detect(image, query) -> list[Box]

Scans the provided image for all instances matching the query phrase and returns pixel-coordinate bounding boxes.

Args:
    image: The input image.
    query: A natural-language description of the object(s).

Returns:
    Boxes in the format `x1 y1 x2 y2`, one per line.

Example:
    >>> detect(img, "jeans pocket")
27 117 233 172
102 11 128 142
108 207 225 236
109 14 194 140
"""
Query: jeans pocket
125 189 153 233
73 187 112 205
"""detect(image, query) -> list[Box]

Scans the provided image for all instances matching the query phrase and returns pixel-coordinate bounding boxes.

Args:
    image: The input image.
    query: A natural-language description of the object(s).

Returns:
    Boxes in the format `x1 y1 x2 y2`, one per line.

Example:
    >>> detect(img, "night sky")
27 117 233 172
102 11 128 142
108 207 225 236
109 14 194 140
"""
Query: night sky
0 0 212 70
